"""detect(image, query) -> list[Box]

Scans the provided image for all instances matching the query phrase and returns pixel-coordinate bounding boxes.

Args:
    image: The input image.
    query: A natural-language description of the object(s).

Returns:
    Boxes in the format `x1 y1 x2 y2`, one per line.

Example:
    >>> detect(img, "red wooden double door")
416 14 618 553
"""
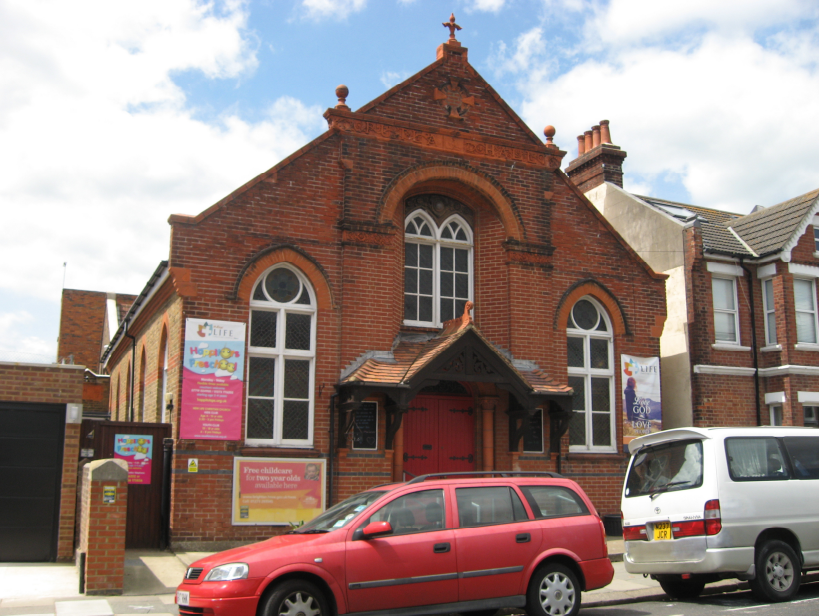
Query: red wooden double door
403 395 476 477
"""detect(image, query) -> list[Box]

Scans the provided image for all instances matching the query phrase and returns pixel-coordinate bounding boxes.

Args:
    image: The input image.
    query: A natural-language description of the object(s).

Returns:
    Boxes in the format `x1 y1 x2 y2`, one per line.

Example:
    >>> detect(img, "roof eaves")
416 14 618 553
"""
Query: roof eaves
101 261 169 368
769 193 819 263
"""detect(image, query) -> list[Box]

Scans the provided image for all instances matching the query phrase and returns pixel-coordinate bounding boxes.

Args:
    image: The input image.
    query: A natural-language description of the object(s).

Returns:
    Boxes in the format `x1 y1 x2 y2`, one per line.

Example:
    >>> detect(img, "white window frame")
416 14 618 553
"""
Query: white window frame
804 406 819 427
794 277 819 345
246 264 317 448
160 340 169 423
567 296 616 453
711 275 740 345
761 277 777 346
404 210 473 327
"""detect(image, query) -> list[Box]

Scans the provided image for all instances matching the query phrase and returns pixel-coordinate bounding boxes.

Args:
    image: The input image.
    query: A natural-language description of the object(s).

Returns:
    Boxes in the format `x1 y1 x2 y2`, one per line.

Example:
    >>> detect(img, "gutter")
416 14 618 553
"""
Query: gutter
739 258 762 426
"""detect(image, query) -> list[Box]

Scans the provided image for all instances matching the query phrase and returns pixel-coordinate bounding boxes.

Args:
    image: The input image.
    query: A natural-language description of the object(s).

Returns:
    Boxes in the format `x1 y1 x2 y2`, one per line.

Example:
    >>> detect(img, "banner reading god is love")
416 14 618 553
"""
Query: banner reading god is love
180 318 246 440
621 354 662 448
232 458 326 526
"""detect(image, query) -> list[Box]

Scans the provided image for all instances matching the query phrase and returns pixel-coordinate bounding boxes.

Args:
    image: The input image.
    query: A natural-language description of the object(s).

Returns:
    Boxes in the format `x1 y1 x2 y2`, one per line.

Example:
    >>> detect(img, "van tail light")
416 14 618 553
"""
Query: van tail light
671 520 705 537
704 499 722 535
622 524 647 541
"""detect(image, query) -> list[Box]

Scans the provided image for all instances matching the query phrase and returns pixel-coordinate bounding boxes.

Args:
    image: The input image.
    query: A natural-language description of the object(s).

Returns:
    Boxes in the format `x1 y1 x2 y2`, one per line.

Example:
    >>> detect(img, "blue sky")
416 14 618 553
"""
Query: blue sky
1 0 818 363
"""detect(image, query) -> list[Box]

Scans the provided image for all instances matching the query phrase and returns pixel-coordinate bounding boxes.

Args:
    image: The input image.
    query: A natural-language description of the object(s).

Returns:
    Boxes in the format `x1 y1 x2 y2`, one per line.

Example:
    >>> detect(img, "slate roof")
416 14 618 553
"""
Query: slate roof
341 320 572 396
728 188 819 258
637 195 750 256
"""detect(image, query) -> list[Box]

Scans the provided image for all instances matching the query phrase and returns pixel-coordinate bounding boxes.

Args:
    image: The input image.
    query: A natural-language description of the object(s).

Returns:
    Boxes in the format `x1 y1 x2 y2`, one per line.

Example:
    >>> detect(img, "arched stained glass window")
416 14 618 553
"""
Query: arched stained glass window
247 265 316 446
404 210 473 326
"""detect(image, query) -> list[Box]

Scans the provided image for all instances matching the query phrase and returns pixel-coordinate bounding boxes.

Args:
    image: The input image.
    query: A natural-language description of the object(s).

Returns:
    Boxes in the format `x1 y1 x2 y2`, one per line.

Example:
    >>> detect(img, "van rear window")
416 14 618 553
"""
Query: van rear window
783 437 819 479
625 440 703 497
725 437 790 481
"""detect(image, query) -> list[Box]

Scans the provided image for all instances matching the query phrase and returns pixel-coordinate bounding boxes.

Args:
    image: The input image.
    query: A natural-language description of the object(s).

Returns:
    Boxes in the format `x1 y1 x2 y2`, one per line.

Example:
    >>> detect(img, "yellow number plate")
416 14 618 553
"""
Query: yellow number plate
653 521 671 541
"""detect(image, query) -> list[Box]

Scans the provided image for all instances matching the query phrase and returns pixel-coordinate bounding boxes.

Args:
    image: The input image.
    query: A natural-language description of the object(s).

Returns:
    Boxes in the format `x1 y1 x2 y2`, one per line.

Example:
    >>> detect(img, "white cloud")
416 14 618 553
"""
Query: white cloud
0 0 325 307
0 311 55 363
491 4 819 212
299 0 367 20
584 0 817 48
380 70 410 89
464 0 508 12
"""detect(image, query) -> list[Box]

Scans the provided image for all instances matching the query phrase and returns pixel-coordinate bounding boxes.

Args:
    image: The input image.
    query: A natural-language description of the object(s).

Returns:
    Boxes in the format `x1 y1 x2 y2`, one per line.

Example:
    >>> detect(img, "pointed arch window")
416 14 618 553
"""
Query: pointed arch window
404 210 473 327
247 265 316 447
567 297 615 452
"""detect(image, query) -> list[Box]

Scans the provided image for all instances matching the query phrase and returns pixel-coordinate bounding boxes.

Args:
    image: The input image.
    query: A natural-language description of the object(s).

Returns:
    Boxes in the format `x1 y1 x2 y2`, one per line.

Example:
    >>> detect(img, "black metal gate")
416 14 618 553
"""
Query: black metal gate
0 401 66 561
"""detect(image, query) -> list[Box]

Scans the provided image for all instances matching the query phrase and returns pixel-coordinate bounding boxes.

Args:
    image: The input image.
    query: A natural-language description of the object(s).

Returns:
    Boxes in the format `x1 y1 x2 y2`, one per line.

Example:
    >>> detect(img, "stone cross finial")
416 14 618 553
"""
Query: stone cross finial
443 13 461 43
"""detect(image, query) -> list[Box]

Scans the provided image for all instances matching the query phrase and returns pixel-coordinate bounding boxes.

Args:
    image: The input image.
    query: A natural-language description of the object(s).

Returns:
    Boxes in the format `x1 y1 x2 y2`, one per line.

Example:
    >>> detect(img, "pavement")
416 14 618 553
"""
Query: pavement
1 537 813 616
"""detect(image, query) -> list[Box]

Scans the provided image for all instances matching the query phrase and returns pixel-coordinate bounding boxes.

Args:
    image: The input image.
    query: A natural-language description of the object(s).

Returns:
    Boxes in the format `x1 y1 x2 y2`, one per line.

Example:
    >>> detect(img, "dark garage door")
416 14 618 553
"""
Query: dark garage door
0 401 66 561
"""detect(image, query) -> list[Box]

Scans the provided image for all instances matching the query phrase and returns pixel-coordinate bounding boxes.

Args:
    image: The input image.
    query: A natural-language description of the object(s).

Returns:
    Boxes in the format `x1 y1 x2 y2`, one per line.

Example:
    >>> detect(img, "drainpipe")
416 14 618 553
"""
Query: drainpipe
739 259 761 426
161 438 174 550
124 319 136 423
329 393 337 507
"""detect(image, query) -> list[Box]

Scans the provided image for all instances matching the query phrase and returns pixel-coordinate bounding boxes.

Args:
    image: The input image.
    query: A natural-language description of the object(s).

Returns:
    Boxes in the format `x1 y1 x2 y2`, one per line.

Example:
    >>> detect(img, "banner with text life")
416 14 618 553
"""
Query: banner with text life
621 354 662 448
180 318 246 440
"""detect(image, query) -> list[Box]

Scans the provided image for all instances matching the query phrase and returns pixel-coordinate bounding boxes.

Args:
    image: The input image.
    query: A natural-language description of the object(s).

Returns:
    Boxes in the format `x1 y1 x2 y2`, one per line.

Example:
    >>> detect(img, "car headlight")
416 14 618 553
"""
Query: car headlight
204 562 249 581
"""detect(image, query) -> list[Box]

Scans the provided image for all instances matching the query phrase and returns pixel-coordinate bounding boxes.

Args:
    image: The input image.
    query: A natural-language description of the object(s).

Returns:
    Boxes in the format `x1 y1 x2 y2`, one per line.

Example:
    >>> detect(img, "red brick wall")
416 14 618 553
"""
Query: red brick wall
58 289 107 370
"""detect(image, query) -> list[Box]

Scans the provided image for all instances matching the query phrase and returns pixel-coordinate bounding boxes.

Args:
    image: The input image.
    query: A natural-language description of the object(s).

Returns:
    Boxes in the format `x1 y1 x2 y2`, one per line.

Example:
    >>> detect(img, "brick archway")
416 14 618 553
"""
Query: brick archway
377 162 525 241
234 246 335 310
555 280 628 336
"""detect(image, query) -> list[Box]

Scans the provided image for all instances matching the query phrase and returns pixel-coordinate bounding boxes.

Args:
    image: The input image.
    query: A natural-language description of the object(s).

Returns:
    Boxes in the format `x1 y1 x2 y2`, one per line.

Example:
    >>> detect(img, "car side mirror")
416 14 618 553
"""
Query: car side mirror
354 521 393 540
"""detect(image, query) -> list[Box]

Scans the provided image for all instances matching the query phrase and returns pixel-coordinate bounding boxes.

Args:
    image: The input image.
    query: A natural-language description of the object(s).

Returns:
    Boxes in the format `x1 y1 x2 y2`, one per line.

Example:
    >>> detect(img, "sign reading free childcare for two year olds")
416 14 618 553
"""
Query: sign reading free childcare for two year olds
180 318 246 440
621 354 662 448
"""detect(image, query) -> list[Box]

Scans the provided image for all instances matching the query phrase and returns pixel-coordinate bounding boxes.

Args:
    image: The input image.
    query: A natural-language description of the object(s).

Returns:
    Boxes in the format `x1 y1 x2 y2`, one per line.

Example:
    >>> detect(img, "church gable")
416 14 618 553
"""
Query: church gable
354 40 543 149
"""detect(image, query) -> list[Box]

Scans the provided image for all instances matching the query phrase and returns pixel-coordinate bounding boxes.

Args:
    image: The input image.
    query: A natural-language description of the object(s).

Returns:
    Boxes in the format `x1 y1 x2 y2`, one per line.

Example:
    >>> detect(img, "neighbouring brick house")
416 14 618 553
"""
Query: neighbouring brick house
56 288 136 419
101 28 667 549
569 122 819 430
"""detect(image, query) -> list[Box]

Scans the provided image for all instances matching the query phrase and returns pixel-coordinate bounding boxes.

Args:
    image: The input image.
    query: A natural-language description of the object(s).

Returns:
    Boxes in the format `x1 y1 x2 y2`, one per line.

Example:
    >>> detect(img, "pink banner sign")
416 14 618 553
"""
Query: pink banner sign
114 434 153 484
180 319 246 440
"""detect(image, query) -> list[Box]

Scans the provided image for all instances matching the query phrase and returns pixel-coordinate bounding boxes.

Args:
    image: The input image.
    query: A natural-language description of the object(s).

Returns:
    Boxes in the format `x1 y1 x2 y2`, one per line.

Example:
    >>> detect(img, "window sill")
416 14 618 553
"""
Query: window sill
794 343 819 351
711 343 752 351
240 446 322 457
761 344 782 353
567 449 620 458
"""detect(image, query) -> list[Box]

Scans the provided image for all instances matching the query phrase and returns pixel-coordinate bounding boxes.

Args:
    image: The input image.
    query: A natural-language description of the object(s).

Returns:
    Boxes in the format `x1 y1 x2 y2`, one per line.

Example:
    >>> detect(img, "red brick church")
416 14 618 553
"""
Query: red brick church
102 20 666 548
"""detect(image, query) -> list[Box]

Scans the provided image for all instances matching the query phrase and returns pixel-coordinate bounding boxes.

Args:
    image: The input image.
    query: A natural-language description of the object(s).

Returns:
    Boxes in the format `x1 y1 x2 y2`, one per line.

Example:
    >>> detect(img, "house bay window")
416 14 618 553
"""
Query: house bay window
712 276 739 343
247 265 316 446
762 278 777 346
567 298 615 452
404 209 472 327
794 278 818 344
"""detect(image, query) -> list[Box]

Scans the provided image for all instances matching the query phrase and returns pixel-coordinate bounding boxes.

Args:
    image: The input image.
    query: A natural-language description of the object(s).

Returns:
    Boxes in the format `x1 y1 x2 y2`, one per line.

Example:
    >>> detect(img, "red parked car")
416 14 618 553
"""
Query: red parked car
176 472 613 616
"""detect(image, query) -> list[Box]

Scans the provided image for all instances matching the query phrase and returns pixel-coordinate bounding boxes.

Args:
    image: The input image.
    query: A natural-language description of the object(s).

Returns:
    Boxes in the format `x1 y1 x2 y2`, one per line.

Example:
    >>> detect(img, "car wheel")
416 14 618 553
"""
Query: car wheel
526 563 580 616
657 576 706 599
749 540 801 603
261 579 328 616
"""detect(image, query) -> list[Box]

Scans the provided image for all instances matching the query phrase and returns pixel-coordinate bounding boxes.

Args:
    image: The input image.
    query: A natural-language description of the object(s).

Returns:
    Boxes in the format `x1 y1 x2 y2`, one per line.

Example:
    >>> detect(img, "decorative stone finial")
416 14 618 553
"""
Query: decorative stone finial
544 125 556 149
335 85 349 110
443 13 462 44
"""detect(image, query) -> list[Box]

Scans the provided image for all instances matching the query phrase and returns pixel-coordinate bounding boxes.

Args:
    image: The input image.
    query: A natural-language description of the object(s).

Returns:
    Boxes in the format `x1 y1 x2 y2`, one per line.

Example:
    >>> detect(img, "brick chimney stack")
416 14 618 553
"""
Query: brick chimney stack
565 119 627 192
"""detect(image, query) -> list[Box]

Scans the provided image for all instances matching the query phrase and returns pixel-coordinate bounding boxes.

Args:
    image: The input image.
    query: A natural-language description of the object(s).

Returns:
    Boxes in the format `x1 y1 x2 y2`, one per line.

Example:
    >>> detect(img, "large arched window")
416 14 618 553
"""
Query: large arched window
567 297 615 452
404 209 473 326
158 329 169 423
247 264 316 446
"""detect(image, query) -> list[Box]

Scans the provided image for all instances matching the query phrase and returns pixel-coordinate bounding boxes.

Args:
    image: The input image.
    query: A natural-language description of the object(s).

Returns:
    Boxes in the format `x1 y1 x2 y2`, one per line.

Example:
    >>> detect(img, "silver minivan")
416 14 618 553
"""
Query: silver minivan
620 427 819 602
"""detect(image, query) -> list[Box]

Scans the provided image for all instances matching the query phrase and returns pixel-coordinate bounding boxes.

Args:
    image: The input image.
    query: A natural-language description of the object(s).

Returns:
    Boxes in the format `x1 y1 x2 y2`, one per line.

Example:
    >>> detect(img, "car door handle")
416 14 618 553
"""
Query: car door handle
433 542 451 553
516 533 531 543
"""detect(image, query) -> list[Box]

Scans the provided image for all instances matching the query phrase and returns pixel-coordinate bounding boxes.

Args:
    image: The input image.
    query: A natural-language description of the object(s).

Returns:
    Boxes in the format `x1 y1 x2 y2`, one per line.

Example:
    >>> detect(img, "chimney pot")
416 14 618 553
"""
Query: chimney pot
576 135 585 155
584 130 593 152
592 125 601 148
600 119 611 144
